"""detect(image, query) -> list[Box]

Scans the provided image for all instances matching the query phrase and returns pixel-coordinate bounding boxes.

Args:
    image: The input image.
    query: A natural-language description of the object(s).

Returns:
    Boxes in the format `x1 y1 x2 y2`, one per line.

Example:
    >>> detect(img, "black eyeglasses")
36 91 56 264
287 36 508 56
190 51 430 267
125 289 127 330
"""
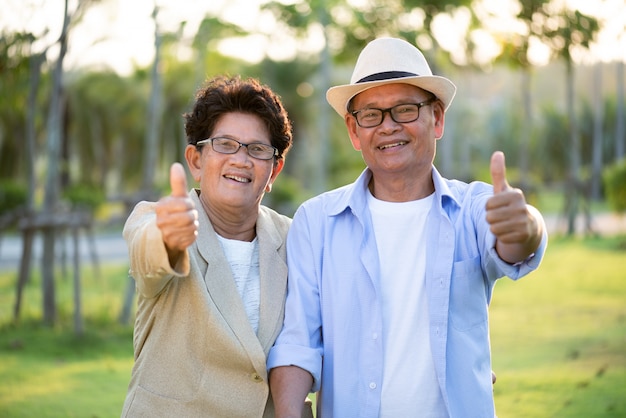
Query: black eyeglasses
196 137 278 160
351 98 436 128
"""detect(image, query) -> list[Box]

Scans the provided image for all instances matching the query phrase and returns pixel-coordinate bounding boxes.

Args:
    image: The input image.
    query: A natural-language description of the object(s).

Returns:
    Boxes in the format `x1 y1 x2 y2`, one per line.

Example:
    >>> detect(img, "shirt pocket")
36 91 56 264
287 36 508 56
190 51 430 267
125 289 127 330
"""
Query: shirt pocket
449 256 488 331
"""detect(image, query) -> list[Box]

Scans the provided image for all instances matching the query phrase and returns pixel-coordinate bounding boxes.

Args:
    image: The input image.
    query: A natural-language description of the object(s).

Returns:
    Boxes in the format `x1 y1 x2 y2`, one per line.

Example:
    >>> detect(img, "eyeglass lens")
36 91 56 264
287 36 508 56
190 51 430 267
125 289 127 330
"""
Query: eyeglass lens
200 137 277 160
353 99 434 128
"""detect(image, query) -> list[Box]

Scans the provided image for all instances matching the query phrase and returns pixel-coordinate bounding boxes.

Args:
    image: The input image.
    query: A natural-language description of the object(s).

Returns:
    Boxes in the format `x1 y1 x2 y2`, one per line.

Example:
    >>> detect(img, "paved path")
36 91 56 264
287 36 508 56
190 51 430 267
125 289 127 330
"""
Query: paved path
0 230 128 273
1 213 624 273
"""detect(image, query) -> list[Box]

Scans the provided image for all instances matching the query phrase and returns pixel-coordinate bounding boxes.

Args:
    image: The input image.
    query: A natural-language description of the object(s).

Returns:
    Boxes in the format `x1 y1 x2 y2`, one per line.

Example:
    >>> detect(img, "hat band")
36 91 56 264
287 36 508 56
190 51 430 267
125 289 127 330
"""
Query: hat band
356 71 417 83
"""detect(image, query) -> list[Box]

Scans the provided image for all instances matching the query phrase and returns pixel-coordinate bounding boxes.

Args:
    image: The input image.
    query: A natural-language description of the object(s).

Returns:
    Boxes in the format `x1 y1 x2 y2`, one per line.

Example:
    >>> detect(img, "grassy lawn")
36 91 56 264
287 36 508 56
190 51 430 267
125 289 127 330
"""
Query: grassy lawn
0 264 134 418
491 236 626 417
0 235 625 417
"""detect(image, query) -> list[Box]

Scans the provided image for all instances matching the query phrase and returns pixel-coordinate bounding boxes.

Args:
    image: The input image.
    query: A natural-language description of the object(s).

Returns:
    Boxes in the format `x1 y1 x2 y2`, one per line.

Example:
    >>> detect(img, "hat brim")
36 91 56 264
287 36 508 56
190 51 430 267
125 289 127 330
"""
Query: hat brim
326 75 456 117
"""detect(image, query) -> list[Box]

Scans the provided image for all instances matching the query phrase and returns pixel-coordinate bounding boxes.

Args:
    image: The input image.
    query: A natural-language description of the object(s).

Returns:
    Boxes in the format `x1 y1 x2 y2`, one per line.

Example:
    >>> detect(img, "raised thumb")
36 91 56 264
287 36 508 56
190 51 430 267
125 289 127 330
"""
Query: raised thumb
490 151 510 194
169 162 188 197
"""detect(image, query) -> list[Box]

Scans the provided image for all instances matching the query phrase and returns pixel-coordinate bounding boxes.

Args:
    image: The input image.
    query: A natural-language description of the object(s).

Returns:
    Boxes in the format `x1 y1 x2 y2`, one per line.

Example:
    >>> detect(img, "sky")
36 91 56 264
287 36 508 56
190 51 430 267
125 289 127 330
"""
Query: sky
3 0 626 75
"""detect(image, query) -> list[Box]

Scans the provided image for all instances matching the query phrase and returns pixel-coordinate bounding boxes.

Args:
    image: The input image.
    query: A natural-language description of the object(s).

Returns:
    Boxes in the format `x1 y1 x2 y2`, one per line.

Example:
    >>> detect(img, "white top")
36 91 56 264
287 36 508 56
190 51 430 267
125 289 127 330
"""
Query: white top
217 235 261 334
368 191 447 418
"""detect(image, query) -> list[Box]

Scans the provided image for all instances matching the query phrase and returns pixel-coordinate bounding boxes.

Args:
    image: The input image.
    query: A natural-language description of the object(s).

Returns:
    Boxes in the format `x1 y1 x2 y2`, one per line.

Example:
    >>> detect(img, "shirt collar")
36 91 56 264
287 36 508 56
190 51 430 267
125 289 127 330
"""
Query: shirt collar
327 166 461 217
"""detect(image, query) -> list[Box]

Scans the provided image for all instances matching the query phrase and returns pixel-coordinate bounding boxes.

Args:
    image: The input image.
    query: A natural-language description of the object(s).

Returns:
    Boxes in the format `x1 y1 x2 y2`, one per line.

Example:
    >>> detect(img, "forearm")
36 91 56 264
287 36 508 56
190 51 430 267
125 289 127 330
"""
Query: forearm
270 366 313 418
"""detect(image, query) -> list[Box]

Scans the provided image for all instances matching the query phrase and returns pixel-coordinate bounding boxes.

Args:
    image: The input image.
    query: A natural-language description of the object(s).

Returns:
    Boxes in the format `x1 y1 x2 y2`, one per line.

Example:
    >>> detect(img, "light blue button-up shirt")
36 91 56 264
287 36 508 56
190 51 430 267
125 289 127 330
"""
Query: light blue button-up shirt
268 167 547 418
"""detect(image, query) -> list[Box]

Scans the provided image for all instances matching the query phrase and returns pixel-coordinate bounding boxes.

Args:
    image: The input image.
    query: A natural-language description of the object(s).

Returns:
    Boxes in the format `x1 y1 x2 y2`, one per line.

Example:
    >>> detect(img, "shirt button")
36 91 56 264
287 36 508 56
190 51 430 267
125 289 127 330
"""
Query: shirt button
251 373 263 383
372 333 378 340
369 382 377 389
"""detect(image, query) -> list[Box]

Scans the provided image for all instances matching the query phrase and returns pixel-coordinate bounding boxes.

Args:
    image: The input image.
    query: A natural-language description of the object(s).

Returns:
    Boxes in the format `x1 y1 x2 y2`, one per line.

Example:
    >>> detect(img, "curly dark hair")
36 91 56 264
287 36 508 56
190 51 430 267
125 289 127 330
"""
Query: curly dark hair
183 75 293 159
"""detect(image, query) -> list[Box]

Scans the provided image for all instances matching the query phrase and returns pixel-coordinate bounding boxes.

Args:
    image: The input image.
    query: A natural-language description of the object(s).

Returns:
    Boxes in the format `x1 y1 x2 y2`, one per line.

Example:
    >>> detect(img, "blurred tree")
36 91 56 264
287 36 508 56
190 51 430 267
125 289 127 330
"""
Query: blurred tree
11 0 101 329
141 4 162 202
262 0 472 192
537 5 600 234
65 70 146 193
603 159 626 214
591 62 603 201
488 0 551 190
0 32 38 184
616 60 625 161
41 0 73 326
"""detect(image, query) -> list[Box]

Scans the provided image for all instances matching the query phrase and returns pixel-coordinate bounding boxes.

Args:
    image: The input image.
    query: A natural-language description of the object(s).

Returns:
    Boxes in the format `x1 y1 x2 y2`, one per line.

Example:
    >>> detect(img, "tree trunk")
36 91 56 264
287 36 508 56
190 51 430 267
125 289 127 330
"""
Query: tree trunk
520 67 532 189
142 5 162 196
41 228 56 325
73 227 83 335
565 60 581 236
591 62 604 200
313 6 331 194
26 53 45 210
616 61 625 161
41 0 71 325
14 228 34 321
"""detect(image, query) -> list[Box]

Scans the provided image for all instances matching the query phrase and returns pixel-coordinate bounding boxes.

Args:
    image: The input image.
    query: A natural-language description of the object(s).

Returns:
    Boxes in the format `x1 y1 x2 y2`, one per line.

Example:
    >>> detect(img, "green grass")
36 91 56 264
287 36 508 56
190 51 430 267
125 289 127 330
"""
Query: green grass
0 263 134 418
491 236 626 417
1 237 625 417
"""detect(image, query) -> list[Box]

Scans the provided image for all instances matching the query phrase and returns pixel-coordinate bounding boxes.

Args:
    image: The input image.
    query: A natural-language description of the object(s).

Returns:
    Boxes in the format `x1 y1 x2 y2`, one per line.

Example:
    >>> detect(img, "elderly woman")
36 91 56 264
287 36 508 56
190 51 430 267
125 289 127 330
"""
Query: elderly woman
121 76 310 417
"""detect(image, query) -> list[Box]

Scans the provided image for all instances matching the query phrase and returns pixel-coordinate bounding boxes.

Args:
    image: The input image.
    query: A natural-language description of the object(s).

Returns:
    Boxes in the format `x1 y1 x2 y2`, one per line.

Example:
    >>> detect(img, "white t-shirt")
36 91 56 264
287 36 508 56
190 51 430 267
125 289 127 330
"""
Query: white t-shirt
368 191 448 418
217 235 261 334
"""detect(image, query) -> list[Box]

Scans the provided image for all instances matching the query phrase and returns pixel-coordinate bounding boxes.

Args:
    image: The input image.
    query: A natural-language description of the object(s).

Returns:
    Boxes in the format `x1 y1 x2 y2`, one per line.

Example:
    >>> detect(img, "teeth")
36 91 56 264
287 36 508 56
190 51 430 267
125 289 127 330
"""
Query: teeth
225 175 250 183
379 141 406 150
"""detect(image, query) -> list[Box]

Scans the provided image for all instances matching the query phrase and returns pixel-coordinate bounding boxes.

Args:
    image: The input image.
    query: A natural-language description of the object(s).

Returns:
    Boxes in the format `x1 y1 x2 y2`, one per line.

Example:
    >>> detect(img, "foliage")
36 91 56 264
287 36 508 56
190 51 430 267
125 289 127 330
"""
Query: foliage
0 31 39 179
263 0 472 63
603 159 626 213
0 0 622 220
0 180 27 215
538 104 570 182
62 183 105 211
263 173 312 217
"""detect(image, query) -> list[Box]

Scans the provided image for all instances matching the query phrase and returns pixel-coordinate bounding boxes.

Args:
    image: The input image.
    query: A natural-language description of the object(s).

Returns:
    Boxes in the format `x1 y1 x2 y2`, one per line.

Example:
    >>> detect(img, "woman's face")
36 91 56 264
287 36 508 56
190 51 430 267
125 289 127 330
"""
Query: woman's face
186 112 284 216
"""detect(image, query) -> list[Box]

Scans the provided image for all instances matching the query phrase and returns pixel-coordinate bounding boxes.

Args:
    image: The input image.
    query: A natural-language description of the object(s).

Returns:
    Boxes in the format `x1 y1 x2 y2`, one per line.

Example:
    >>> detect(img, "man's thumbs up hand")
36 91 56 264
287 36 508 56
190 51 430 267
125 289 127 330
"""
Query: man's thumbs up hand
485 151 541 264
156 163 198 259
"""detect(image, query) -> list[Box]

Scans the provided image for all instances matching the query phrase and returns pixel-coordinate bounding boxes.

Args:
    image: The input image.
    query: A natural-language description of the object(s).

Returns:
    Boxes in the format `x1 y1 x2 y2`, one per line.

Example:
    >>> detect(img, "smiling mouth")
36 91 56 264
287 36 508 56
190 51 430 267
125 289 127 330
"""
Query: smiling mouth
378 141 407 150
224 174 251 183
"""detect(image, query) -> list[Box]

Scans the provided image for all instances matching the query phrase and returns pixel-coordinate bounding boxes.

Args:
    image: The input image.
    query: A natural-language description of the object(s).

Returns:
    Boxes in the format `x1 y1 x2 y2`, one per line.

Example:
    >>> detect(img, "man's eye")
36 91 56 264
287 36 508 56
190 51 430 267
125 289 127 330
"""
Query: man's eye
395 105 416 114
361 110 379 119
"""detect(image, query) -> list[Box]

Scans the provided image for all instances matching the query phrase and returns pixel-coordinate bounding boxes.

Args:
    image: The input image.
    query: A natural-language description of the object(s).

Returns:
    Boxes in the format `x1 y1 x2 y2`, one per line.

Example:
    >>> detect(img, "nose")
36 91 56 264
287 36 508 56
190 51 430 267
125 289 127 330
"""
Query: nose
379 109 401 131
232 146 254 167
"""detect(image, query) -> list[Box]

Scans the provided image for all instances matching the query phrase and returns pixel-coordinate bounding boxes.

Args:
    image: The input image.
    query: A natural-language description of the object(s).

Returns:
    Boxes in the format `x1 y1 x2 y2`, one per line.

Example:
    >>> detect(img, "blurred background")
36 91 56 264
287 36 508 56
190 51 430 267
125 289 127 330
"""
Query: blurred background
0 0 625 416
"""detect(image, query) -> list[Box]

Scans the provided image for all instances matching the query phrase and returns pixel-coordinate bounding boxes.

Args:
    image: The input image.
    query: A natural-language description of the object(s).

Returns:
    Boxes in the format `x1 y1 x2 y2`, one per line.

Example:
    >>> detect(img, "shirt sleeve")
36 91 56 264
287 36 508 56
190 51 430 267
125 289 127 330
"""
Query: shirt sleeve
123 201 190 298
267 204 323 392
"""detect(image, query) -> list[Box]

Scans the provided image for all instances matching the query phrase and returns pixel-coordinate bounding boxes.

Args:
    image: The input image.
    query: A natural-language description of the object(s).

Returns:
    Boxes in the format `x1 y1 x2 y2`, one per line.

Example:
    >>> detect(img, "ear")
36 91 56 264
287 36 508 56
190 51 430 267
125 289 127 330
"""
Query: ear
345 113 362 151
433 100 446 140
185 144 203 182
265 158 285 192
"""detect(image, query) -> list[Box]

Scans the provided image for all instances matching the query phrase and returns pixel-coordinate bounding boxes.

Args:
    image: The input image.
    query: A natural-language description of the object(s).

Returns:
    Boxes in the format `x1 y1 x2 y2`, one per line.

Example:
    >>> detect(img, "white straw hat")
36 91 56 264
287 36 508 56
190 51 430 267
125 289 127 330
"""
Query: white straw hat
326 37 457 116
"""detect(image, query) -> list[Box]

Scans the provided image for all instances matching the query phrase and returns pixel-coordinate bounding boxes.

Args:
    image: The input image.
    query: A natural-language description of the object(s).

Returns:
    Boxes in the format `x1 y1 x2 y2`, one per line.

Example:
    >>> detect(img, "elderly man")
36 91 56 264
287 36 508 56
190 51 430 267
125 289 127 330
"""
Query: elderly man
268 38 547 418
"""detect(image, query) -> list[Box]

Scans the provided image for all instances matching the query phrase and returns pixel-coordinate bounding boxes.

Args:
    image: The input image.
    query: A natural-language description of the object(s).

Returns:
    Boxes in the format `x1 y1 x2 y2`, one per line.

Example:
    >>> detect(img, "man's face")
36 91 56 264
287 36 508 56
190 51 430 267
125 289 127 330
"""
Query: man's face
345 83 445 186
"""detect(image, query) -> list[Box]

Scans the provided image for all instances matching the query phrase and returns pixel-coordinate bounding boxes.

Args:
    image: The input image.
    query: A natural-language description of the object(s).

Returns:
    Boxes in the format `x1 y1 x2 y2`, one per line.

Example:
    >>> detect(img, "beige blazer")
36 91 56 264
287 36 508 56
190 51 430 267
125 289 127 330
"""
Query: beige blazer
121 190 297 418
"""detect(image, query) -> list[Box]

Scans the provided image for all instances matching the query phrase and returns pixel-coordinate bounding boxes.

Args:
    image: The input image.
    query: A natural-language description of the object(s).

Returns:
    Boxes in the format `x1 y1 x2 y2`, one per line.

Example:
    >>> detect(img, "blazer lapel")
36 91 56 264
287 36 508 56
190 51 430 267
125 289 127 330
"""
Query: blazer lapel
191 193 265 361
256 209 289 354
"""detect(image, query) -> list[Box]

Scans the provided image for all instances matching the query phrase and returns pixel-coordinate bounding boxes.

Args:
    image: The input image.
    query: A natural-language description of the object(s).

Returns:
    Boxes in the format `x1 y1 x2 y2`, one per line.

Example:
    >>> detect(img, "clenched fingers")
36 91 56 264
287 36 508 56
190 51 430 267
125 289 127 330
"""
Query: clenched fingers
156 196 199 251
